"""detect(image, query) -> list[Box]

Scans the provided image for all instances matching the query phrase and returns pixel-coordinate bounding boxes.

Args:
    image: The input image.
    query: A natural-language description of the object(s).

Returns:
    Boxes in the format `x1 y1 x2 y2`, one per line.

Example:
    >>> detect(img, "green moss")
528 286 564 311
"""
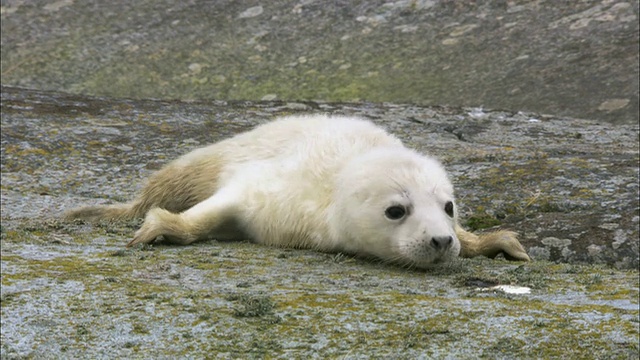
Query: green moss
466 212 502 231
531 197 575 213
75 324 90 337
131 323 150 334
483 336 526 357
402 324 454 349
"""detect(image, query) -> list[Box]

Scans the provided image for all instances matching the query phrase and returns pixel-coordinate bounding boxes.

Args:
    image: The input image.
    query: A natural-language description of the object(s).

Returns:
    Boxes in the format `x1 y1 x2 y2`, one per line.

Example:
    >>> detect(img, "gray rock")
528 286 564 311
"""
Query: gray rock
541 237 572 248
1 0 637 124
1 87 638 359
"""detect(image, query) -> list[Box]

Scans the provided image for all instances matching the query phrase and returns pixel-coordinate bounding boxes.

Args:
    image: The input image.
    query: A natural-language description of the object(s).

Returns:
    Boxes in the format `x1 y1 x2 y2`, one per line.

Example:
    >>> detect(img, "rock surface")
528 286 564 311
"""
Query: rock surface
1 86 638 358
1 0 638 124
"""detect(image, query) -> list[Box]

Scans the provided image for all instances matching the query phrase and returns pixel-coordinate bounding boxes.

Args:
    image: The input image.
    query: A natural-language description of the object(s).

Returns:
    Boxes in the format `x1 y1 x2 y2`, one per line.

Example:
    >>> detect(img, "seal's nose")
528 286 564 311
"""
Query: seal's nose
431 235 453 250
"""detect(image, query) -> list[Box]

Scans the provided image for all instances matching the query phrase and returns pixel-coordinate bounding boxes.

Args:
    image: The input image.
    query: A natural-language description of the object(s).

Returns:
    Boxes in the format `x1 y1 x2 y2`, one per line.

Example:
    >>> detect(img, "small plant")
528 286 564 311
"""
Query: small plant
228 293 275 318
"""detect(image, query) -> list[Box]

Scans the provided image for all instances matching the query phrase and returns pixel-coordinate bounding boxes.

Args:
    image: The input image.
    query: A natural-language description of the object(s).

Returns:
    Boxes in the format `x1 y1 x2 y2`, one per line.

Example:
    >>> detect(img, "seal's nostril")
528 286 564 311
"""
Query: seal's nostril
431 236 453 249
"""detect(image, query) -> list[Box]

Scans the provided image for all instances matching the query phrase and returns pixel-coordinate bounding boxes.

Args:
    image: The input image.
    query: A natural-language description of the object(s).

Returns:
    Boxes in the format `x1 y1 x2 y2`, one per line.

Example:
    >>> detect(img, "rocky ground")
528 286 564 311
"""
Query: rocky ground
1 0 638 124
1 0 638 358
1 87 638 358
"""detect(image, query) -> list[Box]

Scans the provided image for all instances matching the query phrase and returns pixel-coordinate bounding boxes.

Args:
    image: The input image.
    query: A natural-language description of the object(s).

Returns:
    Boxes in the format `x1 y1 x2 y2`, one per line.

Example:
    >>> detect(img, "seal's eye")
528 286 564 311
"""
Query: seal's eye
385 205 406 220
444 201 454 217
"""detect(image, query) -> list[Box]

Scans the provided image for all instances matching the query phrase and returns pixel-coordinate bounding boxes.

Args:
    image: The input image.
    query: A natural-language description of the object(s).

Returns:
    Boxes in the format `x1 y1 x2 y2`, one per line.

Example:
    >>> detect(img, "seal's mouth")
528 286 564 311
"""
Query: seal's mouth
396 236 460 268
409 254 454 269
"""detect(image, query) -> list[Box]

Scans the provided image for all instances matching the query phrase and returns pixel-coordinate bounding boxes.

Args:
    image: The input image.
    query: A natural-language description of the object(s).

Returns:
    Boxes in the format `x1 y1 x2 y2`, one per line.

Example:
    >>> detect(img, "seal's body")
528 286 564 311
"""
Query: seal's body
66 115 530 267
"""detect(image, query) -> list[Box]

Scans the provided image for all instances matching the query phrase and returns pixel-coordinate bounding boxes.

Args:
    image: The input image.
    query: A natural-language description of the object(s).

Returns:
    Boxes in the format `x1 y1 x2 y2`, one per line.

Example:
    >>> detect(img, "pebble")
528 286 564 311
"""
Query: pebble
238 6 263 19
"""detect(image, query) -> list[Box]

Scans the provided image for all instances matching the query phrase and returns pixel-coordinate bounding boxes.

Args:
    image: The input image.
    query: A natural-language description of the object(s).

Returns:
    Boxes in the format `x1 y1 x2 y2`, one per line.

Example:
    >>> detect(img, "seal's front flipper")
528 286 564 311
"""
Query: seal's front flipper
456 225 530 262
476 230 530 261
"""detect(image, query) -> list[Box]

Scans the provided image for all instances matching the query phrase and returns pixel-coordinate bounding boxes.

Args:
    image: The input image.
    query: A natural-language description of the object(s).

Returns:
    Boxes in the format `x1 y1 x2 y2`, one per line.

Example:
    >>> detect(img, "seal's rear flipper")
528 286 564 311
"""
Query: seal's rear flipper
127 187 242 248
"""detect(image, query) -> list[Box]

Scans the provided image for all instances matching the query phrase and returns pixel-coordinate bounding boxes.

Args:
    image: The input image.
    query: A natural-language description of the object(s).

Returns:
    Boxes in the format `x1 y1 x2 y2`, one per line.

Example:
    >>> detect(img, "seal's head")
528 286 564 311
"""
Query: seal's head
331 148 461 268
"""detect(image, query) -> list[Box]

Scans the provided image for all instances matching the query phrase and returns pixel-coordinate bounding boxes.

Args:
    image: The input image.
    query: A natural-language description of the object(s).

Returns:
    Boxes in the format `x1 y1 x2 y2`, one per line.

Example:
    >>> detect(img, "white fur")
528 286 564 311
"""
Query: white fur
176 115 461 267
66 114 531 264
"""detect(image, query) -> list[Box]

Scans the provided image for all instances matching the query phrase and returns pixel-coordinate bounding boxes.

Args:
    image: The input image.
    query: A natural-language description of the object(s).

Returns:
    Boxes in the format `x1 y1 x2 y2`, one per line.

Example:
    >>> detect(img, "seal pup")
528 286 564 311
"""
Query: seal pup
65 115 530 268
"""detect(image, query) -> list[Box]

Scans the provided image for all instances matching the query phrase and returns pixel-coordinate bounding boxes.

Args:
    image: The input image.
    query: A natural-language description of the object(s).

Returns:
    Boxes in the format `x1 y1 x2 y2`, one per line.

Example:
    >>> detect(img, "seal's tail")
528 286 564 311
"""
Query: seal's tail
64 202 146 222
